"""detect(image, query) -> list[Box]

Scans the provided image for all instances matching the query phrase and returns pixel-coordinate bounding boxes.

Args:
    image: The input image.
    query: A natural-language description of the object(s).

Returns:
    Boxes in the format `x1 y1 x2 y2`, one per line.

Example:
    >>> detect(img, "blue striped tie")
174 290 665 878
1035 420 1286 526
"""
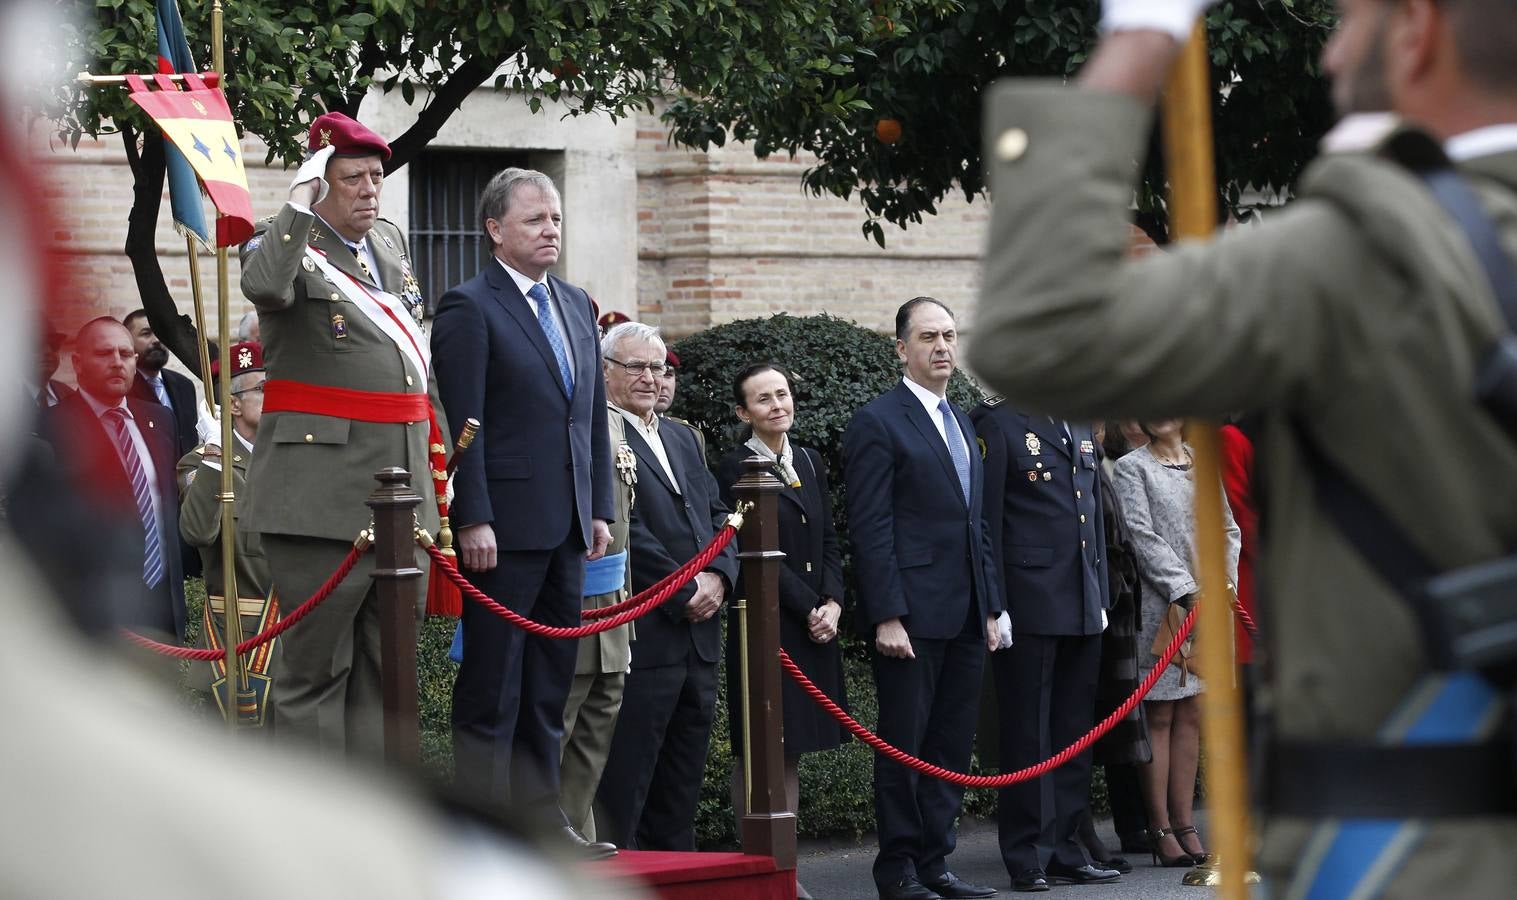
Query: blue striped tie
528 282 575 398
103 408 165 588
938 398 971 505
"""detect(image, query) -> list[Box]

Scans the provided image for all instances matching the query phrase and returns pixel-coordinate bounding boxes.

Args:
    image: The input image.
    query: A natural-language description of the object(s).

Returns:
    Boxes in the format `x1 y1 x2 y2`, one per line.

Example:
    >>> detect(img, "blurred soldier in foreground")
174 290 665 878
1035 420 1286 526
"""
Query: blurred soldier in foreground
240 111 446 756
970 0 1517 895
178 341 278 723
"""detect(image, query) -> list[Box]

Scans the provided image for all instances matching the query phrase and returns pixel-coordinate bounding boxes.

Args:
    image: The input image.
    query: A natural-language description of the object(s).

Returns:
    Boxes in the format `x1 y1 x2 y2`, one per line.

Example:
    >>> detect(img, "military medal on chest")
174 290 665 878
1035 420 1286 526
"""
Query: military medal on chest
1025 431 1041 455
616 441 638 500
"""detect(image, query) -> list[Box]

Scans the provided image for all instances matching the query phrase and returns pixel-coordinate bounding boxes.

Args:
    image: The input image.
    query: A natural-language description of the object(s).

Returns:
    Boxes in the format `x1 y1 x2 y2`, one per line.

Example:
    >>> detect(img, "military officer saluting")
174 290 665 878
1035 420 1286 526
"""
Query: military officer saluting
240 112 448 756
177 340 278 723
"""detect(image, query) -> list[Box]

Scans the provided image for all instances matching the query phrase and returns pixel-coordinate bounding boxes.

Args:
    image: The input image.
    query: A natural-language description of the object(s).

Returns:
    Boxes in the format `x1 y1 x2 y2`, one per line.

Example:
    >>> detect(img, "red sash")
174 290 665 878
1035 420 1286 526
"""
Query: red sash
263 379 448 521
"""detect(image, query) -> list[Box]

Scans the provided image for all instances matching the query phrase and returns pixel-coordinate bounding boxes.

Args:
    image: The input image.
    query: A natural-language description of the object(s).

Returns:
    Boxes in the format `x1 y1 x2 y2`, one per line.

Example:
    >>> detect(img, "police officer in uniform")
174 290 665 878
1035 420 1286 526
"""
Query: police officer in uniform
177 341 278 723
970 0 1517 894
971 399 1114 892
240 112 448 756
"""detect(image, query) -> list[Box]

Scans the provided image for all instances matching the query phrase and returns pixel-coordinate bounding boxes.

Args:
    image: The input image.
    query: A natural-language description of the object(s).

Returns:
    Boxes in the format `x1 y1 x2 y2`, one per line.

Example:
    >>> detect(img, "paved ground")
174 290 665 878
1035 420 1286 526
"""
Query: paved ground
798 815 1216 900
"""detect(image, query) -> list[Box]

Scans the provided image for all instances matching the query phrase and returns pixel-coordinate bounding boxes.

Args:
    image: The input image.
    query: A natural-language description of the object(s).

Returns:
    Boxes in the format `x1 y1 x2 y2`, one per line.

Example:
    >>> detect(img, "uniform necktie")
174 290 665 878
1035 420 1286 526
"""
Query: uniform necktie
528 282 575 398
350 241 374 284
102 407 164 588
937 398 971 505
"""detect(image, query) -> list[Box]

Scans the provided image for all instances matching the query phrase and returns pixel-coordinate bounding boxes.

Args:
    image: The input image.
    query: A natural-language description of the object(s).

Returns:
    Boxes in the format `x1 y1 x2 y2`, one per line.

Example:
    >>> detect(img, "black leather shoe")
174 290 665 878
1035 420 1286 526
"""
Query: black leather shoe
561 825 618 860
1010 870 1050 893
1092 854 1133 875
877 876 943 900
923 871 998 898
1044 862 1120 885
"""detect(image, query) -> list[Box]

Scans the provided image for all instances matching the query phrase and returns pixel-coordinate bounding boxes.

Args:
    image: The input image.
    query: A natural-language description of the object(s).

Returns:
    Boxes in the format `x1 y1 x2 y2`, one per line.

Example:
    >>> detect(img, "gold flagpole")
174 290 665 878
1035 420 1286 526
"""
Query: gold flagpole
1160 21 1250 899
211 0 249 726
185 238 216 413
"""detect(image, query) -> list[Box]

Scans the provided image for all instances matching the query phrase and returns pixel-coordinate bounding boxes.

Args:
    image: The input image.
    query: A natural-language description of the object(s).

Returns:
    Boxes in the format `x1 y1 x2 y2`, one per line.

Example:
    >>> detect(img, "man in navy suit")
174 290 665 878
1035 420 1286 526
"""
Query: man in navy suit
124 309 198 459
47 317 184 638
595 322 739 851
432 168 616 859
971 401 1116 891
844 297 1003 900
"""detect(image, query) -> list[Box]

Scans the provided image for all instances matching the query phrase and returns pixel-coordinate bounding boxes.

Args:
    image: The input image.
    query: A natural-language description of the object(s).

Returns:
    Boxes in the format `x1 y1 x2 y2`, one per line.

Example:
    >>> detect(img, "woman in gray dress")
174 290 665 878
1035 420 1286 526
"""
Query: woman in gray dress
1112 418 1239 867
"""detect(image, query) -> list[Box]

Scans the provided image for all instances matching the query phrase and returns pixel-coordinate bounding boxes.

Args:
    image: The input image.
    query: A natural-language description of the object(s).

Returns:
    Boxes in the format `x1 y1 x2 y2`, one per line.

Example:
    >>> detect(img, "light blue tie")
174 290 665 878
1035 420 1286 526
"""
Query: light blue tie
527 282 574 398
149 375 171 411
937 398 971 505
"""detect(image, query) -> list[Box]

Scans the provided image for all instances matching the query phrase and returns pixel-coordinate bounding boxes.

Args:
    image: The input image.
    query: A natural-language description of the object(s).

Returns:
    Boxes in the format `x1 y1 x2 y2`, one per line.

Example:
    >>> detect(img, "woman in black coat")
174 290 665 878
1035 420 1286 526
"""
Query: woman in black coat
716 362 849 824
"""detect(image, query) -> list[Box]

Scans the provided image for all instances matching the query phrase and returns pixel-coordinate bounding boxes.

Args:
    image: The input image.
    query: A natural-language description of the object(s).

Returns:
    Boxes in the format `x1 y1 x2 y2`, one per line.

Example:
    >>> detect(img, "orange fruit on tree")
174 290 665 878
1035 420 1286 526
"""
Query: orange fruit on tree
875 118 902 144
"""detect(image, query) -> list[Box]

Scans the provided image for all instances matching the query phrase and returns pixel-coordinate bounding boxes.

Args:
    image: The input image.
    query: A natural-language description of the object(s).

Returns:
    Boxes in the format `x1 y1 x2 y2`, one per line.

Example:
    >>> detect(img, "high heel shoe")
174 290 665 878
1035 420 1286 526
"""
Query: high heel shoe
1146 827 1195 868
1172 824 1208 865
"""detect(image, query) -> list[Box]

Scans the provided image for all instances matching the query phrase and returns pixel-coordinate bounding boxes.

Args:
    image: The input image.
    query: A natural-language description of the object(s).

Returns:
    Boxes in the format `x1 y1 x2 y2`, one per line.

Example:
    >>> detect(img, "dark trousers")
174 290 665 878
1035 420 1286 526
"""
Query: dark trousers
1105 762 1148 845
995 632 1102 874
871 629 985 887
596 654 719 850
451 536 584 825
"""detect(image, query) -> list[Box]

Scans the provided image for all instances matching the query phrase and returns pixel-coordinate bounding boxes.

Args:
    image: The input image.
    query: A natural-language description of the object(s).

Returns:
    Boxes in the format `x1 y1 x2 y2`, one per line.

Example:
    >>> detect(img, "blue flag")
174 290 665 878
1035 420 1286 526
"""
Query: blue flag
155 0 210 245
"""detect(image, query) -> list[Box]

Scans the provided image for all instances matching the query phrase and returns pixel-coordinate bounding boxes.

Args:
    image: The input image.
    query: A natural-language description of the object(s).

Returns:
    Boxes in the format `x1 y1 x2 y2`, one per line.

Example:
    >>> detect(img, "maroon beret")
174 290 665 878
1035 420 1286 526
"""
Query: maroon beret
307 112 391 161
598 310 633 329
212 341 264 380
664 350 681 369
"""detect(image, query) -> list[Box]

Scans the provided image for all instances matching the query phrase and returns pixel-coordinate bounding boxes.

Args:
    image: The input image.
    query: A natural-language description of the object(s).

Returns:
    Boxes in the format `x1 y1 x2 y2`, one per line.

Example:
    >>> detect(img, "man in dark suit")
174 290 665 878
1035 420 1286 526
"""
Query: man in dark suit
844 297 1002 900
972 400 1116 891
595 321 738 851
27 324 74 411
432 167 615 858
48 317 184 638
124 309 198 459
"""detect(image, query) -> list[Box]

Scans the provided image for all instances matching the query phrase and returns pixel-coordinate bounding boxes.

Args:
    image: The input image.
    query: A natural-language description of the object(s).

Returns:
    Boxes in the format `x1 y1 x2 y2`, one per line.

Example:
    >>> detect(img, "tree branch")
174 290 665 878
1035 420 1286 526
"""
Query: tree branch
383 54 507 171
122 127 208 379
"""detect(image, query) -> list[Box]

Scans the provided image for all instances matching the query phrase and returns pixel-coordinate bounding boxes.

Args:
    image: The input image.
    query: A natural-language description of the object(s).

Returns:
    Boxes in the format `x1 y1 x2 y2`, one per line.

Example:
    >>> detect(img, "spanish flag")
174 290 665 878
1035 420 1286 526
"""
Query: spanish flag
125 72 253 247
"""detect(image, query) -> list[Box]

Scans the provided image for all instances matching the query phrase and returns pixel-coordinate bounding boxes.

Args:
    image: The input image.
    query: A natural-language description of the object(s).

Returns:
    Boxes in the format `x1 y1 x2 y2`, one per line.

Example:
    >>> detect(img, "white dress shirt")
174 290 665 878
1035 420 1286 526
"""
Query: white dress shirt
497 260 576 371
901 376 969 463
1446 124 1517 162
79 390 162 525
613 404 679 493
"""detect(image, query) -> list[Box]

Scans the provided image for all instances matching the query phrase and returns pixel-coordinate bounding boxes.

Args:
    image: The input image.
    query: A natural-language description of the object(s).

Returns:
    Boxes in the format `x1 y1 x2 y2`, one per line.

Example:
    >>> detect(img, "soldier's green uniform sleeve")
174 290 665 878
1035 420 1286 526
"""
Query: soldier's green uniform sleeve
240 205 317 312
970 82 1366 420
178 449 222 547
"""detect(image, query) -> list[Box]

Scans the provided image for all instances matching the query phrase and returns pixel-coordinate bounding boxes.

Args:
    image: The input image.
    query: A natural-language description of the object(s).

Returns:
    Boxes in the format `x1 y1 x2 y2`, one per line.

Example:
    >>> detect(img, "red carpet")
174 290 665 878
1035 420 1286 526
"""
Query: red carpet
600 850 795 900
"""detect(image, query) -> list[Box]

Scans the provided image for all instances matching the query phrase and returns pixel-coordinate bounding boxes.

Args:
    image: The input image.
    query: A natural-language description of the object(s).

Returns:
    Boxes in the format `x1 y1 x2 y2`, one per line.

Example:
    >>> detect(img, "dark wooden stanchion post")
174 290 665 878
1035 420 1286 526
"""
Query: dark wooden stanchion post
733 456 797 870
368 466 424 766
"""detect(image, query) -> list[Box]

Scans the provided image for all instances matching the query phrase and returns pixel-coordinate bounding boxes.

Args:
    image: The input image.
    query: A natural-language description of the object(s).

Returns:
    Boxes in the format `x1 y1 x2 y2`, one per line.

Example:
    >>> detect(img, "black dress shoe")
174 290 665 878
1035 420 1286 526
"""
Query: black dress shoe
877 876 943 900
923 871 998 898
1010 870 1050 893
560 825 618 860
1044 862 1120 885
1092 854 1133 875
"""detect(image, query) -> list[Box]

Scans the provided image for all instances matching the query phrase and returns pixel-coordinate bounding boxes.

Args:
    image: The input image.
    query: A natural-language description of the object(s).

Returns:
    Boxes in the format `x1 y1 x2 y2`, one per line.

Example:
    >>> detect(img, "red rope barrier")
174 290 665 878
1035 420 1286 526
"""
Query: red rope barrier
1231 595 1260 641
582 551 707 620
121 544 365 661
430 524 736 639
781 605 1199 789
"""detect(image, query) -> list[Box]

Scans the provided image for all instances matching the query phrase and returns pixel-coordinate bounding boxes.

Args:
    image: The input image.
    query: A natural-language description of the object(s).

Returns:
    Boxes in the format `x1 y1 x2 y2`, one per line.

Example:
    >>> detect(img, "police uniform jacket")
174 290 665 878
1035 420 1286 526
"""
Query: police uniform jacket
971 402 1107 637
238 205 445 542
971 82 1517 897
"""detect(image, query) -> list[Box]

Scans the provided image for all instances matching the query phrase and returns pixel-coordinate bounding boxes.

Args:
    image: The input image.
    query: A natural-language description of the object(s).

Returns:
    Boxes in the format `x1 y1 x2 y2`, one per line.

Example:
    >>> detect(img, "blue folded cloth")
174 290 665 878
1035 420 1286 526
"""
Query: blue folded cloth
448 550 631 664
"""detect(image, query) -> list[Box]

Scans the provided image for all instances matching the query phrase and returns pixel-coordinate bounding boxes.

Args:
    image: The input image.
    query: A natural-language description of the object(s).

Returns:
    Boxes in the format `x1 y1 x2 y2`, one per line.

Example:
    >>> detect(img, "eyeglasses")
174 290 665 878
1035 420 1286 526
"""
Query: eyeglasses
231 383 265 396
603 357 667 378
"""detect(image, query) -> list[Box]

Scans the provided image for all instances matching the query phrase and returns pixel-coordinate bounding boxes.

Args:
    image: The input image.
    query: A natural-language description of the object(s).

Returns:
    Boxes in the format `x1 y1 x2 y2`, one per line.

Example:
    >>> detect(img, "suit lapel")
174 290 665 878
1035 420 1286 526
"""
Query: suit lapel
1028 415 1071 459
486 264 567 399
622 422 679 496
369 227 406 294
308 218 370 287
896 382 965 507
548 274 596 390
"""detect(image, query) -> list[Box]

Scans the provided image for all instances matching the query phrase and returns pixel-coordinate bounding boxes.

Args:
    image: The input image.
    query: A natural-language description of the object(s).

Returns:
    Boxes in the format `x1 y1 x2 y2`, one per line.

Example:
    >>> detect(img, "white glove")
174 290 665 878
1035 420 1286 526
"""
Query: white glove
195 402 221 446
445 473 455 506
995 611 1013 650
290 145 335 205
1102 608 1110 631
1101 0 1215 41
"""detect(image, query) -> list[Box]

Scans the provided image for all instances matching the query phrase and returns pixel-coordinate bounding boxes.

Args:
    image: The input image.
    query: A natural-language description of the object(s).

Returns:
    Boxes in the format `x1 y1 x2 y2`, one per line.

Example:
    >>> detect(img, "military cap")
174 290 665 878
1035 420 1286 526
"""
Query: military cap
307 111 391 161
664 349 682 369
211 341 264 379
599 310 633 330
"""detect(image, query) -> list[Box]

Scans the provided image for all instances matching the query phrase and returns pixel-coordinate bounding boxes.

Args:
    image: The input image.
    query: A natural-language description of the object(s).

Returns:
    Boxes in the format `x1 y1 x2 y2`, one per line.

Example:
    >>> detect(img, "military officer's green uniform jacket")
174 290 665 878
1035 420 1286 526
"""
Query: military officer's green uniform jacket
240 203 448 754
560 405 637 839
971 84 1517 897
178 437 279 721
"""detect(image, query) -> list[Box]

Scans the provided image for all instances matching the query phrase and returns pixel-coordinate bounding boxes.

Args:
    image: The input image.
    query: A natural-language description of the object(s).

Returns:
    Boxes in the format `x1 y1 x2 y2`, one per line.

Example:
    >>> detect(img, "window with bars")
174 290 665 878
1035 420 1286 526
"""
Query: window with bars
408 149 529 313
